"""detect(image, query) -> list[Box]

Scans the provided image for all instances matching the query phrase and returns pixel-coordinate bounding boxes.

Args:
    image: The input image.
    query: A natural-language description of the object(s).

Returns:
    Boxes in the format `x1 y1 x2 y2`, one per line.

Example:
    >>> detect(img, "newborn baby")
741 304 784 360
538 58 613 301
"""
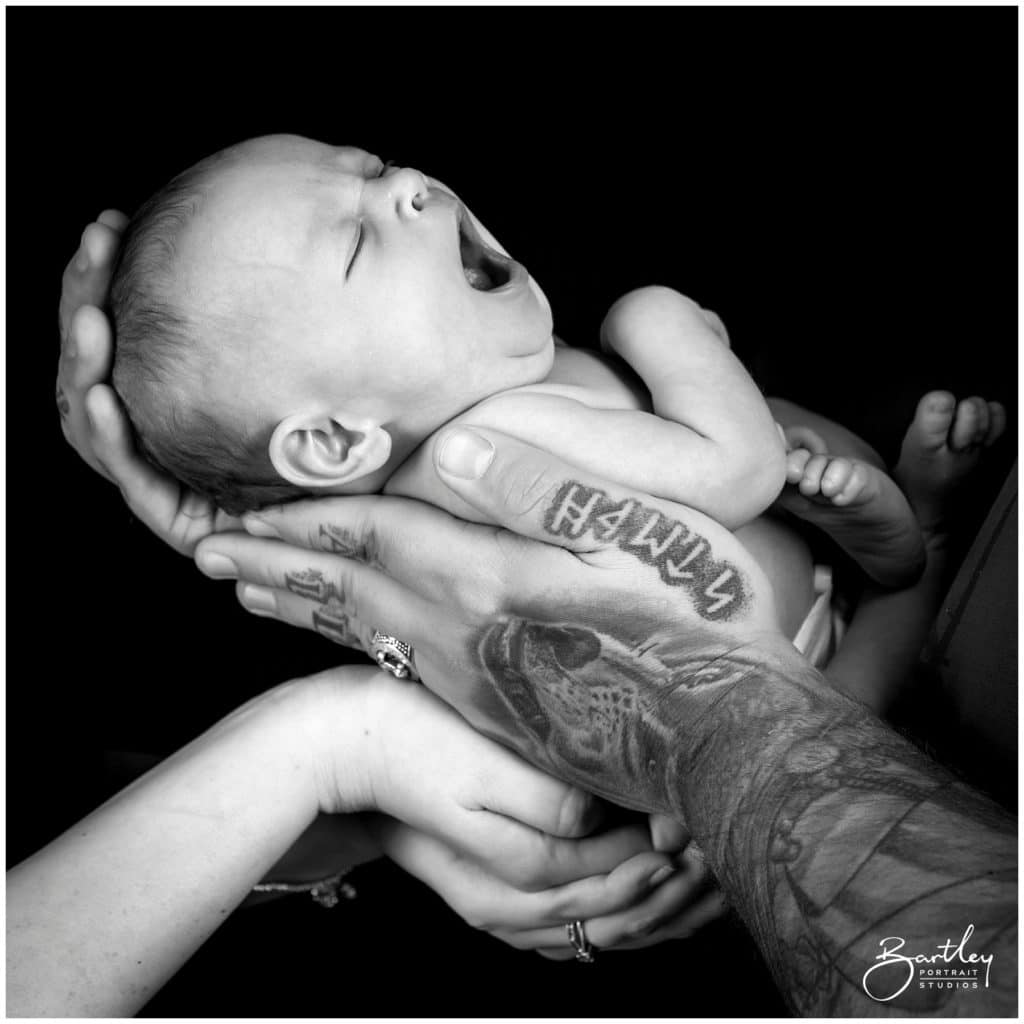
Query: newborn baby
109 132 1009 712
116 133 959 659
111 134 787 544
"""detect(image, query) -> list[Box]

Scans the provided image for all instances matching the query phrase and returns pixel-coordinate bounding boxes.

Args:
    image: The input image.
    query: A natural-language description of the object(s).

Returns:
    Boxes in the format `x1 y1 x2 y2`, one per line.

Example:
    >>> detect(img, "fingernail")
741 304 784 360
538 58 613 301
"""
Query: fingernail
197 552 237 579
240 584 277 614
437 428 494 479
648 865 676 888
244 515 279 538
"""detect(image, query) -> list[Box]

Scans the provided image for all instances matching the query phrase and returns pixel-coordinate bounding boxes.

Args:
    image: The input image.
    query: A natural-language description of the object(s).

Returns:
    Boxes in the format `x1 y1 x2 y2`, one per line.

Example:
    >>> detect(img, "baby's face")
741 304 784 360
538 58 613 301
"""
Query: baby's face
177 135 554 444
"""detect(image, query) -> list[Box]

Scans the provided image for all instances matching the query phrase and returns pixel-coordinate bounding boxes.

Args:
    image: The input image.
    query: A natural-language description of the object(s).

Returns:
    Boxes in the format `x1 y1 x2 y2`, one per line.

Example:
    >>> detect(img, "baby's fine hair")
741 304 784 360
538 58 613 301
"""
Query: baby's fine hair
110 152 308 515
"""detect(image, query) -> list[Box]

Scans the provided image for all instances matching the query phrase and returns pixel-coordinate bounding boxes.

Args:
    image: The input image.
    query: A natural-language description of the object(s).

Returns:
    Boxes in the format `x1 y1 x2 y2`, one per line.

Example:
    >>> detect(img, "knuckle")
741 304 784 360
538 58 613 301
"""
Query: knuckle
500 466 560 523
545 888 577 923
555 787 594 838
507 856 549 894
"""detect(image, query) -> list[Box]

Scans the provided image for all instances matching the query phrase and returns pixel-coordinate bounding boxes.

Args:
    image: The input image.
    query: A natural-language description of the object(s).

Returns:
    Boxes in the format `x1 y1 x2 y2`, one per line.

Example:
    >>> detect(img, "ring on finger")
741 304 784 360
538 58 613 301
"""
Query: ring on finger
566 920 596 963
370 630 418 681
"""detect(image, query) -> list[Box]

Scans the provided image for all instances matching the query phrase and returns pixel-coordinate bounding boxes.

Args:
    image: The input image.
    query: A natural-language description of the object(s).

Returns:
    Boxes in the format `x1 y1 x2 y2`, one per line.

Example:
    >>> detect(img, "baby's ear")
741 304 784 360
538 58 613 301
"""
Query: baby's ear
268 411 392 488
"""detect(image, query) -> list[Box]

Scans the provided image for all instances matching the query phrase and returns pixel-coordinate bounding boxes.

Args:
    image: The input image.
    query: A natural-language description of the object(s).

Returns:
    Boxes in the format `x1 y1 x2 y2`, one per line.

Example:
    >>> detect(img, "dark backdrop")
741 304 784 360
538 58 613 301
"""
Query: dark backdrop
8 8 1016 1017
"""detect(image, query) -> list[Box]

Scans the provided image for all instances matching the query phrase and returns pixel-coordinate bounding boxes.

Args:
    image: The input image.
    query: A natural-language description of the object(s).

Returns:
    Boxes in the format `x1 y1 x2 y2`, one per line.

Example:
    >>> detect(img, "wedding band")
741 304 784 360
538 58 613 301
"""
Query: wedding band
370 631 417 680
566 920 596 963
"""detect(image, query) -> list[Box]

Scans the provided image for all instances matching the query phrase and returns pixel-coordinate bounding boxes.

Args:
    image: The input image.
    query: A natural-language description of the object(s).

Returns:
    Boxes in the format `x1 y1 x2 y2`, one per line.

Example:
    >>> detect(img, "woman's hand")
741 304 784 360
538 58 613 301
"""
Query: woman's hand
195 426 783 816
302 664 716 955
376 816 726 958
308 666 720 956
57 213 239 554
309 665 653 886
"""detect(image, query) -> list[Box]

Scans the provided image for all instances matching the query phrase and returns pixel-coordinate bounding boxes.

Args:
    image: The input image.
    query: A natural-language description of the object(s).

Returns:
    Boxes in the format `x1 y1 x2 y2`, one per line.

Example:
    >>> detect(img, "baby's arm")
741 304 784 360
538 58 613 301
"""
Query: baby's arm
599 286 786 528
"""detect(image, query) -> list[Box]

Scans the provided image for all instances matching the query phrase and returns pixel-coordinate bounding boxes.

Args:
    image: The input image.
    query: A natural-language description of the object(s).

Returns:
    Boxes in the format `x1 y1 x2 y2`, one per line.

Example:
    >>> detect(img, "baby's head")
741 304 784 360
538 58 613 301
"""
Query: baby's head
111 135 554 513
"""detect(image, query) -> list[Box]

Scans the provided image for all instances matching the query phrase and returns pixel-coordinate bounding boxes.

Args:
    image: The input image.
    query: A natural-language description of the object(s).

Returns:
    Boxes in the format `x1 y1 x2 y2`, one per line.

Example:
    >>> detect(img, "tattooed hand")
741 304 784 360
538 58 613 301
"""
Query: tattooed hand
196 428 1017 1015
195 427 781 806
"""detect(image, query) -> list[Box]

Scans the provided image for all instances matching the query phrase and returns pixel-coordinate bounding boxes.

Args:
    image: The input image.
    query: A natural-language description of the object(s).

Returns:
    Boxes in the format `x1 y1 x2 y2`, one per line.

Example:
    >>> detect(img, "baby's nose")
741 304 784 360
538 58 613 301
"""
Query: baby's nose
380 166 429 215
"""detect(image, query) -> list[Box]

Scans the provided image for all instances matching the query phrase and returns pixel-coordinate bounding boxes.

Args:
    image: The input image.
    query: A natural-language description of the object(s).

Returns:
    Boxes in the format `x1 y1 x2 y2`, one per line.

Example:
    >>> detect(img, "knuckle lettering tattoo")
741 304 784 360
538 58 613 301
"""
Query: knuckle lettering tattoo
544 482 747 619
318 523 381 567
285 568 361 650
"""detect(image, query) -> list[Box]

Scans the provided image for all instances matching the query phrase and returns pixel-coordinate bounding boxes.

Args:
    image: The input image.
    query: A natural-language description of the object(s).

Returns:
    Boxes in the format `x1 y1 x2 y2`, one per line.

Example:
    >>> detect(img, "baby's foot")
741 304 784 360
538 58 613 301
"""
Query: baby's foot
892 391 1007 541
776 432 926 588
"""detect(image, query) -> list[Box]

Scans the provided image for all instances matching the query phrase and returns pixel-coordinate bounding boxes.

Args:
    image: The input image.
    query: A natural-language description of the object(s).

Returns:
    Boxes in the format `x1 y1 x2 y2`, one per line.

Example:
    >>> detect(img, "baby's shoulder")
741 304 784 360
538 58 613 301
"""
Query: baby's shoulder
384 346 650 518
490 344 651 414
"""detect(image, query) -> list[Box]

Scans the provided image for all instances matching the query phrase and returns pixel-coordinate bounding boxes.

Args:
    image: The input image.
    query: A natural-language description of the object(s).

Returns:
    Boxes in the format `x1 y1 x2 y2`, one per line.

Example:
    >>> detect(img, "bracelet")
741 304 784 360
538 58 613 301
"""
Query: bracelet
252 866 357 909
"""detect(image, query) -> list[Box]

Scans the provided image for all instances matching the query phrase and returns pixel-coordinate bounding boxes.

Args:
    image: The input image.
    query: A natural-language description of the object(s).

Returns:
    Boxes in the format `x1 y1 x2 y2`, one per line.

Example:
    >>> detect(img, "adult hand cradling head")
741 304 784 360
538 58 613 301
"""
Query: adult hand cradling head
194 425 793 821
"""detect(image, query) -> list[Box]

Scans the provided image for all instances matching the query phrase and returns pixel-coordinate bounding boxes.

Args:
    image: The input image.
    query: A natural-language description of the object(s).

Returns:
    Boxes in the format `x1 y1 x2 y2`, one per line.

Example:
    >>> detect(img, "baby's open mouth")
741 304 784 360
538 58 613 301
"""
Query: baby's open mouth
457 208 512 292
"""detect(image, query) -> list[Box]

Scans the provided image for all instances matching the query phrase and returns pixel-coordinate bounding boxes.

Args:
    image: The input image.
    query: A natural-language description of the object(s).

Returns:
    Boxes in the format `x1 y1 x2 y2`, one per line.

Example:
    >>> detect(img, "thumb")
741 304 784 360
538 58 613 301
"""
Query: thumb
434 426 618 555
432 427 768 625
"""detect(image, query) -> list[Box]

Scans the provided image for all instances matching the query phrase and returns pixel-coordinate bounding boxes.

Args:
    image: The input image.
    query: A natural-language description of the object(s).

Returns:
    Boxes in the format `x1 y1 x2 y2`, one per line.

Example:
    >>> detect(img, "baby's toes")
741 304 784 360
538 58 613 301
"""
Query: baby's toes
798 454 830 496
819 457 855 500
950 397 986 452
983 401 1007 447
831 462 869 506
786 447 812 483
911 390 957 451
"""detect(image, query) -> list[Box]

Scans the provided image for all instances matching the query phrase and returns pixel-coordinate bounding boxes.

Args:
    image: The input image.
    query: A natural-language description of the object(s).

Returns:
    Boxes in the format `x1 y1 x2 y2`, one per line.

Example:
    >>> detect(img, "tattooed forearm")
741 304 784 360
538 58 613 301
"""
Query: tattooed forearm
285 569 361 649
544 482 748 620
472 615 1016 1015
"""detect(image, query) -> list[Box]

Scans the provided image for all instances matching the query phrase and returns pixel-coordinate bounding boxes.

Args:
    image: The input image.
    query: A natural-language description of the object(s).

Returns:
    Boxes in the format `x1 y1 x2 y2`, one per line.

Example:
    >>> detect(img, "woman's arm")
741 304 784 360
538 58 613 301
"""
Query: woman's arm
7 677 348 1016
8 665 679 1017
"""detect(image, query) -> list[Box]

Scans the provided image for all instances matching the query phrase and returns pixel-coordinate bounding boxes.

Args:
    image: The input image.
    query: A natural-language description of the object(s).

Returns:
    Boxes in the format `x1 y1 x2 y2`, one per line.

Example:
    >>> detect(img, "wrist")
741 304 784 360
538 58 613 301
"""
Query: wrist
275 665 380 816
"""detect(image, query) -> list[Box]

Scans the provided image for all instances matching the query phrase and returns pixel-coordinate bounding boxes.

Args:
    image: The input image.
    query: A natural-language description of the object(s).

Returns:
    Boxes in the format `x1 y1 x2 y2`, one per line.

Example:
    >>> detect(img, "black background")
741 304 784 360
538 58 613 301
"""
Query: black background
8 8 1017 1017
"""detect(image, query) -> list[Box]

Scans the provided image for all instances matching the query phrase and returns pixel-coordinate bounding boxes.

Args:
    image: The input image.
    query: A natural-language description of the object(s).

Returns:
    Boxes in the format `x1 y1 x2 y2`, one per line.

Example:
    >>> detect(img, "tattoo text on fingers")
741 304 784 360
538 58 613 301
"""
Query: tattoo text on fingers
285 568 361 649
544 482 747 620
318 523 380 567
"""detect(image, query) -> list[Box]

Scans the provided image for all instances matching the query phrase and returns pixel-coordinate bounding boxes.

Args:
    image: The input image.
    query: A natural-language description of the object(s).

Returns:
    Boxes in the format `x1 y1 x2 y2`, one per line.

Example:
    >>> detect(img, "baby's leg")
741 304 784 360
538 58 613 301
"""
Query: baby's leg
770 411 926 588
820 393 1006 713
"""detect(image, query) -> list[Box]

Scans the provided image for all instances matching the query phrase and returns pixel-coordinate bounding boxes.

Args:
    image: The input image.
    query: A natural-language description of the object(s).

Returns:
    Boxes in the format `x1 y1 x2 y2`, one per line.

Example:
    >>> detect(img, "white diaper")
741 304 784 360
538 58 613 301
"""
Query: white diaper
791 565 846 670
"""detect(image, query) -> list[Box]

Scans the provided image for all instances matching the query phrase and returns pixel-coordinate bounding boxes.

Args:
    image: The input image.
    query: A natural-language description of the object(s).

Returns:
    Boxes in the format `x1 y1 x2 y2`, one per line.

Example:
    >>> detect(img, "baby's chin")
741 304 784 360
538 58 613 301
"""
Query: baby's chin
501 332 555 392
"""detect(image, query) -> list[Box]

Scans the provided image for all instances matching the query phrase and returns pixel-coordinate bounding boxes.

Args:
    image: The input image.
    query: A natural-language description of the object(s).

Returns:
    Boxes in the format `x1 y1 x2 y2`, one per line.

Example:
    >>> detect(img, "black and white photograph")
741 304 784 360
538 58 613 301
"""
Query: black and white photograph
8 5 1018 1017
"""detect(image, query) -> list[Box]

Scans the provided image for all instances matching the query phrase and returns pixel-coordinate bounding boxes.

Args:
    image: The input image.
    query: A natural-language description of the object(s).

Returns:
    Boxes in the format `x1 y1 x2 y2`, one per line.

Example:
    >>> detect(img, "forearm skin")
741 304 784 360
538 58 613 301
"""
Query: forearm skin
676 657 1017 1016
474 617 1016 1016
6 681 332 1017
